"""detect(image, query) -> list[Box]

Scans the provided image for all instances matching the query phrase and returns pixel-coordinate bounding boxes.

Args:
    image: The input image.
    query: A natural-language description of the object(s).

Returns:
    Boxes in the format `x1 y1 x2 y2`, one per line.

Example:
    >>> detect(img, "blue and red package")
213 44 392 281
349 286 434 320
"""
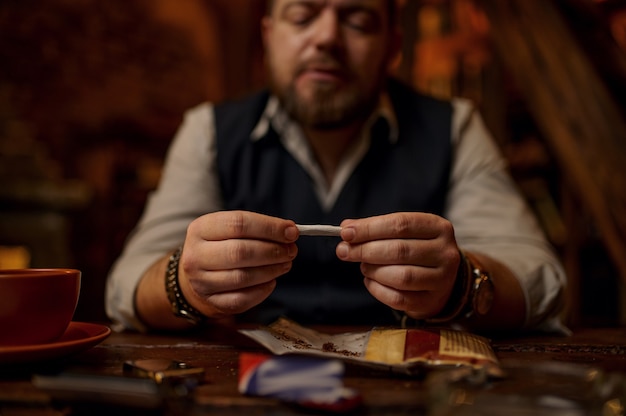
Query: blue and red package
238 353 362 412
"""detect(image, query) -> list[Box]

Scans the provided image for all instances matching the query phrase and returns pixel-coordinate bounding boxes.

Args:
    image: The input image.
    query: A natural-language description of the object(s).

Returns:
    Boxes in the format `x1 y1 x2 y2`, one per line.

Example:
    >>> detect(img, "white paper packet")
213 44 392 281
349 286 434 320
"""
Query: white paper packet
239 317 502 376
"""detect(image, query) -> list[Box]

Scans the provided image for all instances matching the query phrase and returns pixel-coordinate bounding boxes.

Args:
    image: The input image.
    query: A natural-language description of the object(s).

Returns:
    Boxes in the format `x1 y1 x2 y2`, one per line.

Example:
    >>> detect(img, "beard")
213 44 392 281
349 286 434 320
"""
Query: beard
268 57 385 130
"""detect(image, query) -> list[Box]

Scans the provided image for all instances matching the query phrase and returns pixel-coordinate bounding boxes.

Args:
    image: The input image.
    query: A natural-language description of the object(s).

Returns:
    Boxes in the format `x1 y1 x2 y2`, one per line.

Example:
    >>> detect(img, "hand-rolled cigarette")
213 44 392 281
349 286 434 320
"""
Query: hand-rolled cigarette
296 224 342 237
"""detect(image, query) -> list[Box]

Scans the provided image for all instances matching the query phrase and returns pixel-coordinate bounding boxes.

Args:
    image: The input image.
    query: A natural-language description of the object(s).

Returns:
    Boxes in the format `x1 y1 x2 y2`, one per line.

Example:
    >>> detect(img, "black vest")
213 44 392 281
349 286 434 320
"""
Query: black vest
214 79 452 325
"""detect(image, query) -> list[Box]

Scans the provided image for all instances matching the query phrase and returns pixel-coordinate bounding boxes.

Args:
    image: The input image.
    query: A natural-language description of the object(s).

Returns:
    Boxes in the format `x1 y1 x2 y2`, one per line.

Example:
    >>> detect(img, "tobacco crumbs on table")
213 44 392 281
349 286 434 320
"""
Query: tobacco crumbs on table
322 342 360 357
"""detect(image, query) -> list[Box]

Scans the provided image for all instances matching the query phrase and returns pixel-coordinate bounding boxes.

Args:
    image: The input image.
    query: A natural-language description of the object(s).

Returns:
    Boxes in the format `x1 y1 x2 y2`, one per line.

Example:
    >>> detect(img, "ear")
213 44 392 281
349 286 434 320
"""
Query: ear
261 16 273 50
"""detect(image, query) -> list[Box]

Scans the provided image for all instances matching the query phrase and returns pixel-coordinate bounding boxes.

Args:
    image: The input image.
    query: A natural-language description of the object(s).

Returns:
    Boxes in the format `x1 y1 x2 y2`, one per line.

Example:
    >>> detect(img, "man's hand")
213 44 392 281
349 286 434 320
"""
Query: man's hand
335 212 461 320
179 211 299 318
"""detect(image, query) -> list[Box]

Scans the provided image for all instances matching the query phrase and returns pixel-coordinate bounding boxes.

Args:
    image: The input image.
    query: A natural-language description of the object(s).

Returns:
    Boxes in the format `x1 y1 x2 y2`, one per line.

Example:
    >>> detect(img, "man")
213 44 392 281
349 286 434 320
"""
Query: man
106 0 566 333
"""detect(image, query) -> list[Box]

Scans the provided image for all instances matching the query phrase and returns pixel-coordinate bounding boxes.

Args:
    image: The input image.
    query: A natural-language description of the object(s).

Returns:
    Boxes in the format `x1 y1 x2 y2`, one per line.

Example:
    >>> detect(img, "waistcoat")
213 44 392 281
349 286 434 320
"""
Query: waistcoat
214 79 452 325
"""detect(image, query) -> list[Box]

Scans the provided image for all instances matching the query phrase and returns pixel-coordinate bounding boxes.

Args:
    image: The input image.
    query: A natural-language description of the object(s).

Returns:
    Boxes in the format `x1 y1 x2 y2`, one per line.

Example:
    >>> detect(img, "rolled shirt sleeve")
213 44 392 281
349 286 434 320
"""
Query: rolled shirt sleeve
105 103 222 331
446 98 568 333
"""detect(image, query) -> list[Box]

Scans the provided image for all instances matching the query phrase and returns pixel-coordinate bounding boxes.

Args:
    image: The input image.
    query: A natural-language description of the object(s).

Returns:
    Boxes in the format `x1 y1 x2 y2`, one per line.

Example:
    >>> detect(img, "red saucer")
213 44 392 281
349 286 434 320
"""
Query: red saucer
0 322 111 364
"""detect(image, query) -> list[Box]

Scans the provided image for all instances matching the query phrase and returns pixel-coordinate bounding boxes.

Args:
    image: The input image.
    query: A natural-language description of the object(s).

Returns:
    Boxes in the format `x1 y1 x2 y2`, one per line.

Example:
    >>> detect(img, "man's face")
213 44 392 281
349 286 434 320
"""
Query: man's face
263 0 400 129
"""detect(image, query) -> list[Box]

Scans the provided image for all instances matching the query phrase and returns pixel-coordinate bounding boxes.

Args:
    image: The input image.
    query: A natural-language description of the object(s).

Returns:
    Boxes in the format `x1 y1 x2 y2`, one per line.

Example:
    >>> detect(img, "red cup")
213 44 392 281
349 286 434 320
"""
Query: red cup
0 269 81 346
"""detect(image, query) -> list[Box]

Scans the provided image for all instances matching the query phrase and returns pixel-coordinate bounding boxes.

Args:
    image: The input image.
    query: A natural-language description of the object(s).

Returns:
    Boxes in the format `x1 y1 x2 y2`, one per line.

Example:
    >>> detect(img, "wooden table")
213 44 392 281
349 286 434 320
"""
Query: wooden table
1 324 625 415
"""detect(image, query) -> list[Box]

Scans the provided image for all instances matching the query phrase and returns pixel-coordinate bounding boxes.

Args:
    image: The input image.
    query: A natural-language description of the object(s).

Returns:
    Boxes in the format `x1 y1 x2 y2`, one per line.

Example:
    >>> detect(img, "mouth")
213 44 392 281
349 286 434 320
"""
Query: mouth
297 58 348 84
300 68 344 83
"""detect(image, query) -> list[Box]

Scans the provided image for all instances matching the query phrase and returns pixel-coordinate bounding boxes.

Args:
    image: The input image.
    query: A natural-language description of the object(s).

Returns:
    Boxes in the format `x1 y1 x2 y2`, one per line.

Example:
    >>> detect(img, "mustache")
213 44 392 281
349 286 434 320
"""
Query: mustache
295 54 350 76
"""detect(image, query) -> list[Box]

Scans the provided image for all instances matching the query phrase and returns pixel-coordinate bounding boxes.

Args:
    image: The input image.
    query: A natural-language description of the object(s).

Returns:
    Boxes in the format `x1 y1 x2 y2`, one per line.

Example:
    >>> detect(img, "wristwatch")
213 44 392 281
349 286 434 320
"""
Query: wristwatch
464 253 494 318
424 251 493 324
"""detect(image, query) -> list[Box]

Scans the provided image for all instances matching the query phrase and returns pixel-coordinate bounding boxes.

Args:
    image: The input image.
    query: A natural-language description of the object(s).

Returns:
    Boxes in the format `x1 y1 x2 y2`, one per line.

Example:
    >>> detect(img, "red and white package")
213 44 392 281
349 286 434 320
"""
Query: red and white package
240 317 502 377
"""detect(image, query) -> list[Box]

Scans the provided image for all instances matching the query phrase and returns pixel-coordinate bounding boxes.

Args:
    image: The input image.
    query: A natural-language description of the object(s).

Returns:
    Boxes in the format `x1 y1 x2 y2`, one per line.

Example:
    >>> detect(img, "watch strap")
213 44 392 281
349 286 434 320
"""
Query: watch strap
425 250 473 324
463 252 494 318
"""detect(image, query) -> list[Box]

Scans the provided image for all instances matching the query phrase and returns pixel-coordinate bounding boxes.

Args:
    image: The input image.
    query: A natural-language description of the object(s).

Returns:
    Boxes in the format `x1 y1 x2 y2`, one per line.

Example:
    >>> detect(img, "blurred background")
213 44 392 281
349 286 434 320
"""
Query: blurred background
0 0 625 329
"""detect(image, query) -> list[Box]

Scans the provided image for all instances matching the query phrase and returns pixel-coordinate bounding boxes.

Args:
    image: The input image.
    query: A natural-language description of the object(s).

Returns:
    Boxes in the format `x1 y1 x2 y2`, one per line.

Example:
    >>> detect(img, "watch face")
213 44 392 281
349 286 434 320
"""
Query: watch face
474 276 494 316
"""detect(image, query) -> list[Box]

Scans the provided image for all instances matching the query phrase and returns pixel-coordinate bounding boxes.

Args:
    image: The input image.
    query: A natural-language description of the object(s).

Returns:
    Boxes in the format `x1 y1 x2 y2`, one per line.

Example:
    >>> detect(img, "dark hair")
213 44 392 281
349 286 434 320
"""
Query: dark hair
266 0 398 28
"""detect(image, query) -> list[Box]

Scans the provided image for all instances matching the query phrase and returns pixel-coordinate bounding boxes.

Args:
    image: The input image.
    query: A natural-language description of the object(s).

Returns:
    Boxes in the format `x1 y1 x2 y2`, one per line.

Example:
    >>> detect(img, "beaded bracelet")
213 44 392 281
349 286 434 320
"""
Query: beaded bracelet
165 247 206 325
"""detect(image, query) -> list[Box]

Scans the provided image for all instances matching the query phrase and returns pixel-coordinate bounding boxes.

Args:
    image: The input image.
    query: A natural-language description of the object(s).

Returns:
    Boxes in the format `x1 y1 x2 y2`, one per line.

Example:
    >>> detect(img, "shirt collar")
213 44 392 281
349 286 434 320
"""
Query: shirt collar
250 91 399 143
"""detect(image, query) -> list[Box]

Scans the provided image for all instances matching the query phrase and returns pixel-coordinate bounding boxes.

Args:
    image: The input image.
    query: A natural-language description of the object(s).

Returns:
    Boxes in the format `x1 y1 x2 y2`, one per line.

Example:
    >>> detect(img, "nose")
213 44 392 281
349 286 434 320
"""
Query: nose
310 9 342 50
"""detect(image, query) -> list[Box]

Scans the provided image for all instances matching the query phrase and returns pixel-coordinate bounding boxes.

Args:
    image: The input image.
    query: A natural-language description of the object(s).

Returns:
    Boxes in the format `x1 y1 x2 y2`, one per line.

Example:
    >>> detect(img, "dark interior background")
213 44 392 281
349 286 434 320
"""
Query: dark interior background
1 0 625 329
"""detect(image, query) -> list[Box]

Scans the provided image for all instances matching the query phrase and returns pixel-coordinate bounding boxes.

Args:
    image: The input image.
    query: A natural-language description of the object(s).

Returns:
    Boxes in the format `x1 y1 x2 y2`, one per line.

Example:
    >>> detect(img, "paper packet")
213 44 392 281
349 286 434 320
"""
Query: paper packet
239 317 502 377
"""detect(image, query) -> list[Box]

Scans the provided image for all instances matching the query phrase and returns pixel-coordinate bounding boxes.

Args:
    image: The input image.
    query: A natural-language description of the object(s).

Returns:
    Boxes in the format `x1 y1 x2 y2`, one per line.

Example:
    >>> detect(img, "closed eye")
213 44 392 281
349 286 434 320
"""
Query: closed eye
341 8 381 33
283 3 317 26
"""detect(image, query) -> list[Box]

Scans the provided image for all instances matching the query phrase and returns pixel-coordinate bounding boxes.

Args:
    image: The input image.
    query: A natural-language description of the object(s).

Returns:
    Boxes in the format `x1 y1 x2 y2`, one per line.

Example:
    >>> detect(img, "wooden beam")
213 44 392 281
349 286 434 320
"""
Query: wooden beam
479 0 626 283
